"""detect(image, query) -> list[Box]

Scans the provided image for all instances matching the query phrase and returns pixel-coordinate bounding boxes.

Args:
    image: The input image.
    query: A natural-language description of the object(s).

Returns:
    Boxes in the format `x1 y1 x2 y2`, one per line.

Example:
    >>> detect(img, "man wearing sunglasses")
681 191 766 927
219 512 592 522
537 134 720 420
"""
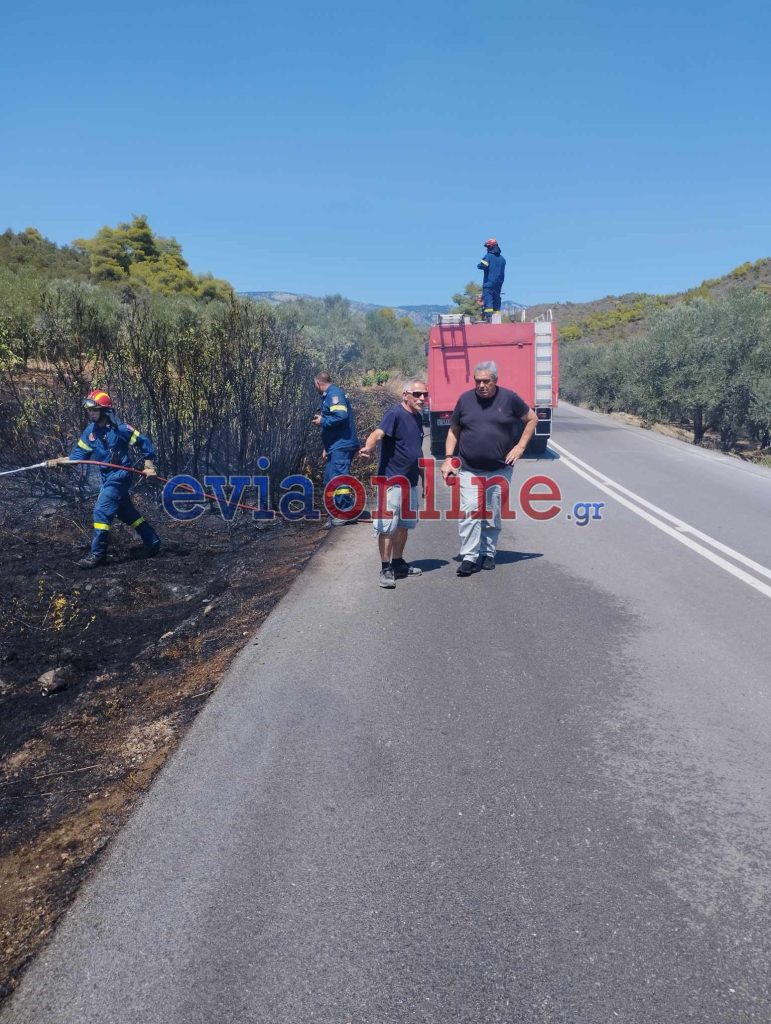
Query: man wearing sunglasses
359 380 427 589
441 361 537 576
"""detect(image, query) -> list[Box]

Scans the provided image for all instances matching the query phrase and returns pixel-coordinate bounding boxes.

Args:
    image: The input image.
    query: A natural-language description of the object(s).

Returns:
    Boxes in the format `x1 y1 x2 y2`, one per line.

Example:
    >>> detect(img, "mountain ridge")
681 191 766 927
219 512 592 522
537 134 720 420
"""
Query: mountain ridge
243 259 771 340
239 291 452 327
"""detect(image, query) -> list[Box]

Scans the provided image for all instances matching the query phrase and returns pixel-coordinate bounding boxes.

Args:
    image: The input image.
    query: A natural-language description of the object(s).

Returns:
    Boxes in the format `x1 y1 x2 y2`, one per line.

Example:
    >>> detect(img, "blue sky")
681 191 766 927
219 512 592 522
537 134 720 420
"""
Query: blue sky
2 0 770 306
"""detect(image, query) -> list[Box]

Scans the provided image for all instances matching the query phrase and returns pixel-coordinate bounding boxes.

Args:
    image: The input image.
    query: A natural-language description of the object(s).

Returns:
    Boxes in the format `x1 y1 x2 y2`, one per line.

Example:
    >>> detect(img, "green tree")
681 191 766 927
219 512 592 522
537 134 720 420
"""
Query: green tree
360 307 424 375
451 281 482 318
129 251 197 294
75 224 131 280
195 273 234 303
75 215 232 300
123 214 159 263
279 293 363 371
560 289 771 451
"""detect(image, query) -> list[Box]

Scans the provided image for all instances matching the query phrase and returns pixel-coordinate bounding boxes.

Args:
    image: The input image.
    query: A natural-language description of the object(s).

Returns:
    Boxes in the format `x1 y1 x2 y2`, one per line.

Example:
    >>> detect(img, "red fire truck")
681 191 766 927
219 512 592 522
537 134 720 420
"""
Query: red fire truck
426 313 559 457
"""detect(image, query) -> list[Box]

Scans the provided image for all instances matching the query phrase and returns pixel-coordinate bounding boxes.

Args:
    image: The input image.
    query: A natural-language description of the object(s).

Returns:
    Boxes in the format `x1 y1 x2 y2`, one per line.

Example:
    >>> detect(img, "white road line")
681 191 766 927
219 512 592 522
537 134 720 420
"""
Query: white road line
560 402 771 476
551 442 771 601
552 441 771 582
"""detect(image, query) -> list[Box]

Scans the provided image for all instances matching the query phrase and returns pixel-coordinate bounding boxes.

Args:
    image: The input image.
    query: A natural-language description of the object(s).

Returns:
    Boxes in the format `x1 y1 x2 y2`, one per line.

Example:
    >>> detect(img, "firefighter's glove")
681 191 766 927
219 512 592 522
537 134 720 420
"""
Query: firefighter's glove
143 460 157 478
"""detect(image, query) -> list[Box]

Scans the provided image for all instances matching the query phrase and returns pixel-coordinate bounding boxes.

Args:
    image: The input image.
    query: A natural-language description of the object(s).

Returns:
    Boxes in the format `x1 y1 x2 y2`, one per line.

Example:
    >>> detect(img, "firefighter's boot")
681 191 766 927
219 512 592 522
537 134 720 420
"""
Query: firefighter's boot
77 551 106 570
80 524 110 568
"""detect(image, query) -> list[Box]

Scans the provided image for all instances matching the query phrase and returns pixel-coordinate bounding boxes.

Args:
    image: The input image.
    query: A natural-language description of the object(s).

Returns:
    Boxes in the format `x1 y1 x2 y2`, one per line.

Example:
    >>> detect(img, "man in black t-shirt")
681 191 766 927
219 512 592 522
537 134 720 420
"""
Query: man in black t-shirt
441 361 537 576
359 378 427 589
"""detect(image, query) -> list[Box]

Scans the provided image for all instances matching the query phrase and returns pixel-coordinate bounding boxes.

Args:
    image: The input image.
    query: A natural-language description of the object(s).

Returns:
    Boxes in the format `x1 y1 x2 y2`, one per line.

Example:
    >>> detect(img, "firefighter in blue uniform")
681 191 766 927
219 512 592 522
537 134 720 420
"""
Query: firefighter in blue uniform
312 371 360 522
478 238 506 321
46 389 162 568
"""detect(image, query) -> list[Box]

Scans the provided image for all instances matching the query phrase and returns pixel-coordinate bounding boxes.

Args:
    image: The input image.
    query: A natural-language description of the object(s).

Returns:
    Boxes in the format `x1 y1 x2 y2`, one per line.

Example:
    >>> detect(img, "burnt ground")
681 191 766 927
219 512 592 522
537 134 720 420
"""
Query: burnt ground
0 386 396 1002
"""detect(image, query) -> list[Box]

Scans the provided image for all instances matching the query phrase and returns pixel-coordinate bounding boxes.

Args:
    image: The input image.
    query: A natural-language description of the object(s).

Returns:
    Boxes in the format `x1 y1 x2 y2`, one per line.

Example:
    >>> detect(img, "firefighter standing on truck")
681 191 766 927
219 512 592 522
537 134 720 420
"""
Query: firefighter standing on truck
312 371 360 523
46 390 162 569
478 238 506 321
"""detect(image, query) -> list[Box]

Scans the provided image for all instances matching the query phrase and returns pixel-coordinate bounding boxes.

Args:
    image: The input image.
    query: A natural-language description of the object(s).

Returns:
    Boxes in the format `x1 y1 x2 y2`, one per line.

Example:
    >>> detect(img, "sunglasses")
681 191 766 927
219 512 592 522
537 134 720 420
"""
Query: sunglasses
408 391 429 398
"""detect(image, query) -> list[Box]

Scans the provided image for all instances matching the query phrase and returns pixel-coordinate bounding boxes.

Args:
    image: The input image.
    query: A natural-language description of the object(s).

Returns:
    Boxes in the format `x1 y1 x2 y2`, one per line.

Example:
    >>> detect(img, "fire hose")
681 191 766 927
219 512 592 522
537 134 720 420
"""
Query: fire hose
0 461 51 477
0 459 268 516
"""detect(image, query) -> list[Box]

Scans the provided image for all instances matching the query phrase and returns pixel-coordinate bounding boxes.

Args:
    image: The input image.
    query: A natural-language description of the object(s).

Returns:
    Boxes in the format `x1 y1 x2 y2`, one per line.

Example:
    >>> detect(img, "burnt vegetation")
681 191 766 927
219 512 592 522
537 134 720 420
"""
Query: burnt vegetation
0 220 405 1000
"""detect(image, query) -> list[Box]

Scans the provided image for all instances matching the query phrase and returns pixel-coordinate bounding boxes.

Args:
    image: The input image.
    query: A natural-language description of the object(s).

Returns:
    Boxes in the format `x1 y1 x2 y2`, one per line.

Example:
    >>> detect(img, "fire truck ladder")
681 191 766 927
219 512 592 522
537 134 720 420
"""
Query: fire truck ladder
534 320 554 409
436 317 471 381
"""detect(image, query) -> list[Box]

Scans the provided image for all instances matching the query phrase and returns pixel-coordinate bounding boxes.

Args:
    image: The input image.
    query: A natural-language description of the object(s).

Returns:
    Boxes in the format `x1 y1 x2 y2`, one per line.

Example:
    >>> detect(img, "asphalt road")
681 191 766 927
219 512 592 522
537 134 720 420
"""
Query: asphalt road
4 403 771 1023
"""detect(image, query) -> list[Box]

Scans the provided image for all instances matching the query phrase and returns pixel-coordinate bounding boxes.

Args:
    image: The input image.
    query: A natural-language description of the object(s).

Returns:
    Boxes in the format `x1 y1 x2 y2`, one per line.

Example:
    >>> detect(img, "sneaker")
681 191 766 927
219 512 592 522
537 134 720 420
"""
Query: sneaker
378 566 396 589
392 559 422 580
456 559 478 577
129 542 161 560
77 552 106 570
480 555 495 571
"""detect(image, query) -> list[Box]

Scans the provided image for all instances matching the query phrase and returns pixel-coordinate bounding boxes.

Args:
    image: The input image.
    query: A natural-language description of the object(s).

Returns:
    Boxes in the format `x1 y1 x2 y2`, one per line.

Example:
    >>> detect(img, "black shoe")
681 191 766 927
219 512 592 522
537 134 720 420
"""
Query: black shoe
456 559 478 577
129 542 161 560
392 559 422 580
480 555 495 570
379 566 396 589
77 552 106 570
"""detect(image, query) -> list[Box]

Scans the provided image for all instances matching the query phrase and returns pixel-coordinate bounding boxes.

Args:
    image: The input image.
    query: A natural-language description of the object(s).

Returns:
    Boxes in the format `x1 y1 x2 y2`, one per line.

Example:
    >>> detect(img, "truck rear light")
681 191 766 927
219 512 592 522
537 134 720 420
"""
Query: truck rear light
536 407 551 420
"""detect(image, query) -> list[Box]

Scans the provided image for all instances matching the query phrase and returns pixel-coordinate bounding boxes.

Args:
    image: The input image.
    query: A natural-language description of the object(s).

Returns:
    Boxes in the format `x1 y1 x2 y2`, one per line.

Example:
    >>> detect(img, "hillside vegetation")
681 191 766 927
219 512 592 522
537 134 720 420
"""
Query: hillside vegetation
558 264 771 455
536 258 771 346
0 222 425 492
0 228 90 281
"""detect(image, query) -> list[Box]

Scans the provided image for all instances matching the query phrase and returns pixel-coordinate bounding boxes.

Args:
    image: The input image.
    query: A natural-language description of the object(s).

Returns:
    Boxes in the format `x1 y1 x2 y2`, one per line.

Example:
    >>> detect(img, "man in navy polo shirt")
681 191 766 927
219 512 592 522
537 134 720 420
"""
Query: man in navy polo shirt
359 378 427 589
441 361 537 576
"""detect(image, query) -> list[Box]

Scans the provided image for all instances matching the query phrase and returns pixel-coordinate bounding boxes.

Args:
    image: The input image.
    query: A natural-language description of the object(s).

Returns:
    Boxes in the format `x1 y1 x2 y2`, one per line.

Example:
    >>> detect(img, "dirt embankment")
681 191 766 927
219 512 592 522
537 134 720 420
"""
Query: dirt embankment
0 385 397 1001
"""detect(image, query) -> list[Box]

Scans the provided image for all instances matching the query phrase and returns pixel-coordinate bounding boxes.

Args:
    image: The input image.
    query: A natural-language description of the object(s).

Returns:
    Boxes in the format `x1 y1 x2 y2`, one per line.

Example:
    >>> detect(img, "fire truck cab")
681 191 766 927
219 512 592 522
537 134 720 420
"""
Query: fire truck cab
426 313 559 458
